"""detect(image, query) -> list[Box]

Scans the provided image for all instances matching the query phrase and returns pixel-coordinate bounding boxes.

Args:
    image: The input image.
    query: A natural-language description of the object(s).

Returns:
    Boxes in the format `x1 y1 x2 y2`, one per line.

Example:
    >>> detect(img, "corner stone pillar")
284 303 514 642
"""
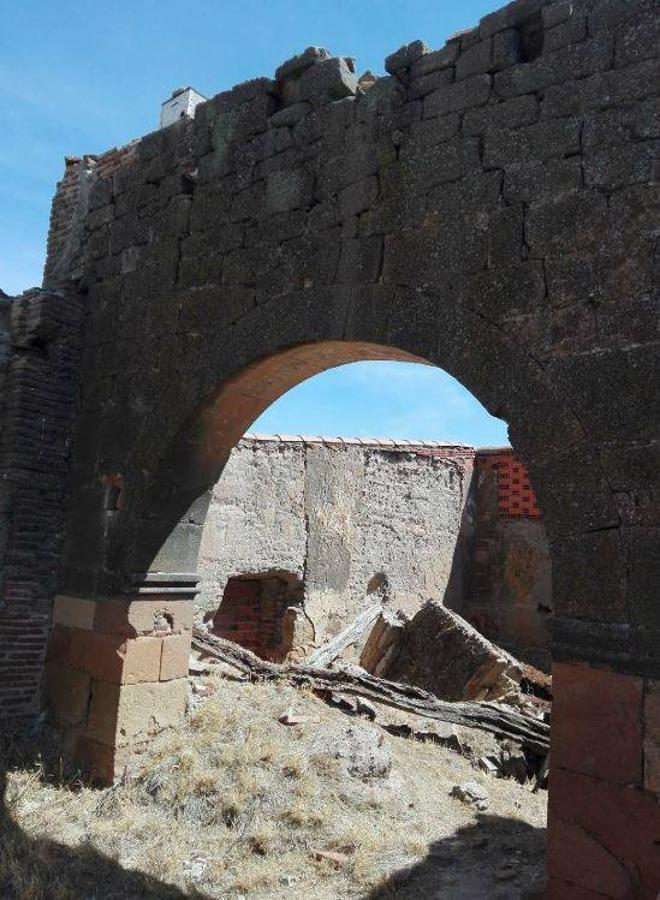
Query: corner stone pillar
546 662 660 898
45 595 193 783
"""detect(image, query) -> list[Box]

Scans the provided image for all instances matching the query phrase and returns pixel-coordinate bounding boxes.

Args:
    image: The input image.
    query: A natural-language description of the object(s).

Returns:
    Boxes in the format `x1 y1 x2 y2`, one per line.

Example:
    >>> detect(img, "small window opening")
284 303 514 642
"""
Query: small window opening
211 572 304 662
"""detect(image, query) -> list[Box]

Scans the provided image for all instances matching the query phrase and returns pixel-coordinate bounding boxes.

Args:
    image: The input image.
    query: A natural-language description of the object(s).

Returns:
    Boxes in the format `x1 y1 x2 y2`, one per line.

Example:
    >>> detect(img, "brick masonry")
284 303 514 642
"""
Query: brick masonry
0 290 83 721
1 0 658 890
211 574 304 660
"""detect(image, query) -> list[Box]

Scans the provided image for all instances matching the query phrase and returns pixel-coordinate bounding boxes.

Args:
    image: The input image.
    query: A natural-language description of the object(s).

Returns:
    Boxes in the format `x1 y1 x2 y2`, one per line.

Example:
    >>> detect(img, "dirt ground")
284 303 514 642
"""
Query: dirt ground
0 672 547 899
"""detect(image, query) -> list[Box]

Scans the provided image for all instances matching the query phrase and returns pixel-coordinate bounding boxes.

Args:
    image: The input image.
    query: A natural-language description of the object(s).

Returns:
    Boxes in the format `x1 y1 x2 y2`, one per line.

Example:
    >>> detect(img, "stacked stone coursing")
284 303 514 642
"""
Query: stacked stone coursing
1 0 658 889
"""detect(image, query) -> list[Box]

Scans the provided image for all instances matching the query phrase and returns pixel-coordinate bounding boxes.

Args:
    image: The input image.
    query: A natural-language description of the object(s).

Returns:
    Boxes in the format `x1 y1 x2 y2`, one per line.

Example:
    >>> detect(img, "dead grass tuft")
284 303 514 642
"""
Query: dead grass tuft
1 675 547 898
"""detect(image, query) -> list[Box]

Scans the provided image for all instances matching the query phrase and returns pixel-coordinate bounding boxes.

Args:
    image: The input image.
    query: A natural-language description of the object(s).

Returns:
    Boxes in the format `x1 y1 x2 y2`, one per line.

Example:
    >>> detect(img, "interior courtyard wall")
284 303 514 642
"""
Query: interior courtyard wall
198 435 476 653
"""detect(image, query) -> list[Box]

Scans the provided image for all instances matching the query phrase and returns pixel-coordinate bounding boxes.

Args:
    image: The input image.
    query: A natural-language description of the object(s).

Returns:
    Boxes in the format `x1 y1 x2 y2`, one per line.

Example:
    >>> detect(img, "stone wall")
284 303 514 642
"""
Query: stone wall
198 435 551 664
0 290 83 720
16 0 660 885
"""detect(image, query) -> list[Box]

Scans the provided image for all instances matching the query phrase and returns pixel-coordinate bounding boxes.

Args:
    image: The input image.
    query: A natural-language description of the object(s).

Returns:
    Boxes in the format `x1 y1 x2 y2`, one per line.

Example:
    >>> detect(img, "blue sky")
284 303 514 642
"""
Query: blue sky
1 0 508 447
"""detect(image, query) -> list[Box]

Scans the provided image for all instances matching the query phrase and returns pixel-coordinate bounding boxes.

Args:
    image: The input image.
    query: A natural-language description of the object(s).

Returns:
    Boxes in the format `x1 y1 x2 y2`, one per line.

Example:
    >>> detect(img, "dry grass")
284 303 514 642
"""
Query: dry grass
1 675 547 899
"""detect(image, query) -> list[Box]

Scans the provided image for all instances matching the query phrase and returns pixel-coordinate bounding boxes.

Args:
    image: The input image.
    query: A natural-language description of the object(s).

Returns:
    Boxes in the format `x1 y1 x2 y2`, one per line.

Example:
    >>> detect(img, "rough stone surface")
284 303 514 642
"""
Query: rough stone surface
199 436 478 655
450 780 490 811
1 1 658 889
309 722 392 780
551 662 644 786
381 600 523 702
467 452 552 671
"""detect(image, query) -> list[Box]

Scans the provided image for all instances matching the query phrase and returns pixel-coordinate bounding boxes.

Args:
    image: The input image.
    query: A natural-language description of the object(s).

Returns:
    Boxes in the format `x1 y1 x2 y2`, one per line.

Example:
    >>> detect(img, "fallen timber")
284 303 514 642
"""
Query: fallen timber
191 627 550 757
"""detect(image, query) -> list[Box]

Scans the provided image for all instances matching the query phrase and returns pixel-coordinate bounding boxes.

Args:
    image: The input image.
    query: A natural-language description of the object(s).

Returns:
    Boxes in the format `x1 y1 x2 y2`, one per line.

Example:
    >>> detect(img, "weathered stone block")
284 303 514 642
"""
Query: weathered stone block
121 637 163 684
494 38 612 97
544 15 588 54
359 607 408 676
552 531 629 623
456 38 492 81
265 170 312 213
479 0 548 38
588 0 654 35
542 58 660 118
492 28 521 70
630 528 660 630
546 804 640 898
525 190 609 254
547 766 660 897
385 40 429 79
551 662 643 785
615 11 660 67
160 633 192 681
275 47 331 83
335 237 383 284
459 263 545 319
424 74 492 117
407 68 453 101
76 737 135 785
503 157 582 202
338 175 379 220
484 117 581 168
584 140 660 191
298 57 357 103
93 598 193 637
400 136 480 193
644 679 660 794
408 44 458 80
52 595 95 631
383 601 523 702
87 677 187 748
45 662 91 726
410 112 460 147
383 218 487 284
543 1 574 30
66 629 162 684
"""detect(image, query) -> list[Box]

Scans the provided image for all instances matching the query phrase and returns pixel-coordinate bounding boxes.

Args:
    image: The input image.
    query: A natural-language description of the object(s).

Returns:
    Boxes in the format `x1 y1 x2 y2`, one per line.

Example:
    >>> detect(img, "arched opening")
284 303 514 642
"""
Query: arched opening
154 350 552 680
164 350 553 892
47 312 630 893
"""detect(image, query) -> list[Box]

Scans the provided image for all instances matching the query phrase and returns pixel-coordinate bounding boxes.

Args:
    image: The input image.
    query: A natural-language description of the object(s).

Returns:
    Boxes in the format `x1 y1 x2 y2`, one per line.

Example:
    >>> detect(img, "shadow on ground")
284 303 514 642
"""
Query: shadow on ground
1 730 546 899
365 814 546 900
0 733 207 900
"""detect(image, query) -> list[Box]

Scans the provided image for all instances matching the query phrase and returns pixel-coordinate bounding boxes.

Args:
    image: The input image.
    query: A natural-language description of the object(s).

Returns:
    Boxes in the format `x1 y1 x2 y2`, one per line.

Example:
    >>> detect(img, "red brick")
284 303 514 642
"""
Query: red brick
552 662 643 785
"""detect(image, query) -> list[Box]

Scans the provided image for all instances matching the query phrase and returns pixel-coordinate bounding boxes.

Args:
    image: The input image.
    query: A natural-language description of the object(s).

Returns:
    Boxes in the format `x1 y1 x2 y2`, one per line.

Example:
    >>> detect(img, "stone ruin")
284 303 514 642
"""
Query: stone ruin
198 433 552 672
0 0 659 893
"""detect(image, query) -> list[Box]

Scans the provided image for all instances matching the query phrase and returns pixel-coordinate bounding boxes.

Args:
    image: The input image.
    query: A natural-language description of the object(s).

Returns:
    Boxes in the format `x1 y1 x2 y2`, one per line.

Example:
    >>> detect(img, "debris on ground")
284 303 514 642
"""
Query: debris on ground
2 662 547 899
192 627 550 762
367 600 525 703
450 780 490 812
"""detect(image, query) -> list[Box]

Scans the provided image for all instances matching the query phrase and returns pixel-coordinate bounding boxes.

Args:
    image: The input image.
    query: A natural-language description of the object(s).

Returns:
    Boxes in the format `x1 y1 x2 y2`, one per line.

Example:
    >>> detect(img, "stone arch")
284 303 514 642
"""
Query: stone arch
26 1 659 892
123 289 594 590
